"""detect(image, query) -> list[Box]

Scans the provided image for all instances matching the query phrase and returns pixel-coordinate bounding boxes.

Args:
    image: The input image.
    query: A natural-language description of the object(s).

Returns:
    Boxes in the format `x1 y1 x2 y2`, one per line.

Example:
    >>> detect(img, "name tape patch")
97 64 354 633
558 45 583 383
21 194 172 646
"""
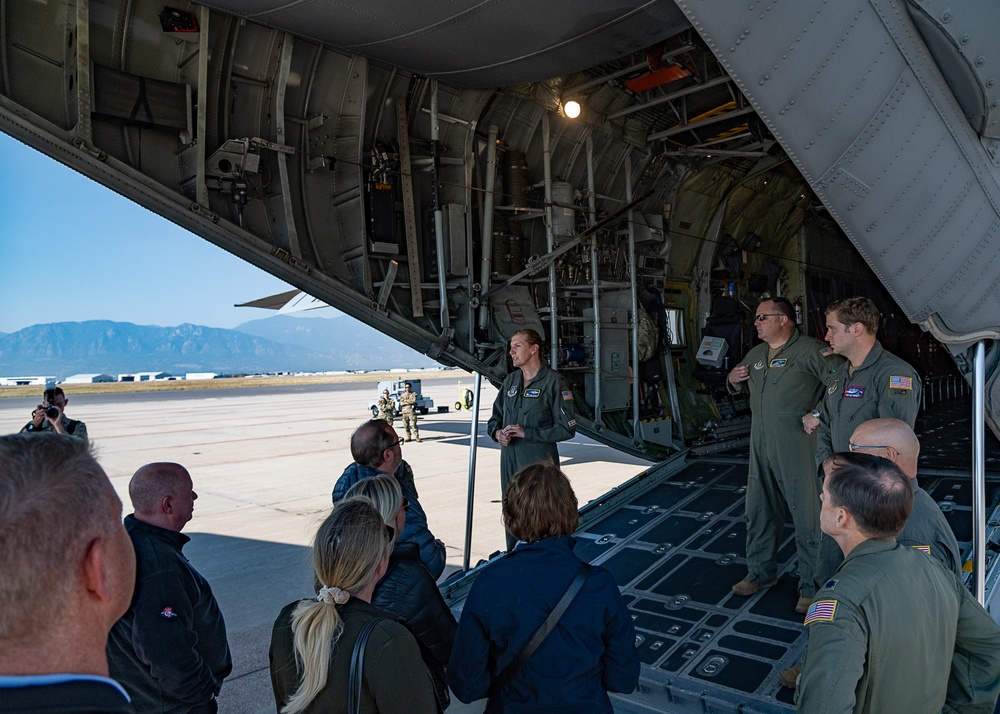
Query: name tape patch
769 358 787 368
523 388 541 398
843 386 865 398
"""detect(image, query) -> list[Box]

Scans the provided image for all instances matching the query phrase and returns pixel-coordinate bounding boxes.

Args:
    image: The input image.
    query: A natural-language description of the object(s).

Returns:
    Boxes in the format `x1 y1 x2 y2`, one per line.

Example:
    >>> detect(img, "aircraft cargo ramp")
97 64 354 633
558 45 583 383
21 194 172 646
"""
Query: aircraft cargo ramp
442 441 1000 714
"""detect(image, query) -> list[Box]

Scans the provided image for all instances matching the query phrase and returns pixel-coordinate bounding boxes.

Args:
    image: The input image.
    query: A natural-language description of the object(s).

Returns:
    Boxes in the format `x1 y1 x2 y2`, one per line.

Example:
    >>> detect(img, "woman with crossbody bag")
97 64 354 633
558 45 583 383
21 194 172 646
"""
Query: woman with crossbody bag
447 463 640 712
269 497 439 713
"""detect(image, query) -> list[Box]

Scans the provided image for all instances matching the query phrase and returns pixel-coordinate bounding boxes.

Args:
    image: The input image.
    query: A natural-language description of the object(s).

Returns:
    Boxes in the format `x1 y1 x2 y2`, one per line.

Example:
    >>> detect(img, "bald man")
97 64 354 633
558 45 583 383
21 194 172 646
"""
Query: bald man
107 463 232 714
845 418 961 575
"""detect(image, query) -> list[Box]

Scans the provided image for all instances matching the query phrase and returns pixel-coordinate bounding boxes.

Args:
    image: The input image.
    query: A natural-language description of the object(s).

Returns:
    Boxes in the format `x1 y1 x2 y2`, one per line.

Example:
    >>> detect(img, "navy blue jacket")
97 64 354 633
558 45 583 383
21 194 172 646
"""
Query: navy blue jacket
332 460 445 579
0 675 132 713
447 536 639 713
107 516 232 714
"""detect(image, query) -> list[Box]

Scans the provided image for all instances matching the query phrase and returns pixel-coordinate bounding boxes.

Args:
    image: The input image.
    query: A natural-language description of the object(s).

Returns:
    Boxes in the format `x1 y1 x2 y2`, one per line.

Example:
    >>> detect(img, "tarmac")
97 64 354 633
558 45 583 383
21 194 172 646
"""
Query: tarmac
0 374 651 713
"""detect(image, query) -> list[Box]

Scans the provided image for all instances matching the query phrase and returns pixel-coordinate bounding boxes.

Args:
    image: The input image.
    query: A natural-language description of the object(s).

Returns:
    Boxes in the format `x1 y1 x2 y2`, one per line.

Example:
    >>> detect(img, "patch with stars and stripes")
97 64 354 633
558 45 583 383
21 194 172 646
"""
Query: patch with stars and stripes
804 599 838 625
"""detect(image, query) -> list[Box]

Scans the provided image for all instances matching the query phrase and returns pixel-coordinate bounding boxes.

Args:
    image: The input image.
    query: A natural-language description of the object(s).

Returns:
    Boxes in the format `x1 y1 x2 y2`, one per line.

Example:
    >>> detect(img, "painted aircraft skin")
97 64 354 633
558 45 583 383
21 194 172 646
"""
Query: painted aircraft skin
4 3 1000 711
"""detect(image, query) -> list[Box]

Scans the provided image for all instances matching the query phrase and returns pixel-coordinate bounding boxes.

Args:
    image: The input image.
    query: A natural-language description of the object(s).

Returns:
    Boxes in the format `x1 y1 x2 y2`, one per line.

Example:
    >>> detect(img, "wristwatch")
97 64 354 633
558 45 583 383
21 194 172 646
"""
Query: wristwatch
811 409 821 419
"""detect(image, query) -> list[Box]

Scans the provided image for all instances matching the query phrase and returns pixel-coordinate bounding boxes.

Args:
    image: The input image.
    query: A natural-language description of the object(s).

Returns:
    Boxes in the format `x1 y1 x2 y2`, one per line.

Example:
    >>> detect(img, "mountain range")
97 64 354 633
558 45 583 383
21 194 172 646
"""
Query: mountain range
0 315 438 377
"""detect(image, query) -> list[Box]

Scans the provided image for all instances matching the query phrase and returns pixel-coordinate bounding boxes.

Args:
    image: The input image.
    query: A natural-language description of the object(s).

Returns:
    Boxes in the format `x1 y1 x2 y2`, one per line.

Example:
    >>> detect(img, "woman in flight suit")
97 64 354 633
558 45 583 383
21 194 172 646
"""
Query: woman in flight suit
488 329 576 549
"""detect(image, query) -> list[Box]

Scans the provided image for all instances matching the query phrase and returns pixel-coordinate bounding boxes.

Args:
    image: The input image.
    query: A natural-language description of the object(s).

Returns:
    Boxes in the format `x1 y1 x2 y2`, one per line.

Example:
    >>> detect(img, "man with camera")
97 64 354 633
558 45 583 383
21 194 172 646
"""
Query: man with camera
20 387 88 441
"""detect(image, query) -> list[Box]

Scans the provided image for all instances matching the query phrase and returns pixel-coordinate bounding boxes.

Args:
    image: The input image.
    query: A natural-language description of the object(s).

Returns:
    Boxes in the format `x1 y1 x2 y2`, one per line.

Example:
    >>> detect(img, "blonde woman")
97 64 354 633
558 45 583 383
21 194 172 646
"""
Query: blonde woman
269 497 438 713
346 475 457 710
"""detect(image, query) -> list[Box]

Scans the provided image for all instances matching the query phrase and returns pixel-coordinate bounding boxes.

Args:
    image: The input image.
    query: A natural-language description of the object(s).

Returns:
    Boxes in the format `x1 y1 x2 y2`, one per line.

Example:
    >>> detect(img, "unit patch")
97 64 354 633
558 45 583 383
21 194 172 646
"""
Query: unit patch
507 385 518 397
769 358 787 368
804 599 838 625
889 375 913 391
523 388 541 398
753 359 765 370
843 386 865 398
562 390 574 401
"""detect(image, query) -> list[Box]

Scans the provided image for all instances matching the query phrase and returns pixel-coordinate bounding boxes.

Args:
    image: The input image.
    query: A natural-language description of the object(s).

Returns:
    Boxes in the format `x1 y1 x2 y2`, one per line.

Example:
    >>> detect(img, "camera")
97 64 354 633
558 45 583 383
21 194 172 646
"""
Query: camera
42 390 60 419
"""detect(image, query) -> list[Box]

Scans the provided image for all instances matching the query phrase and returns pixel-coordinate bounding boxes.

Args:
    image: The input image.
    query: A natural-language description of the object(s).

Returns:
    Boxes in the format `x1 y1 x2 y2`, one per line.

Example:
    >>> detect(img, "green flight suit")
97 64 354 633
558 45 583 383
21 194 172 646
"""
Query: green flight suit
816 341 921 462
729 330 841 595
899 485 963 576
797 538 1000 714
488 362 576 497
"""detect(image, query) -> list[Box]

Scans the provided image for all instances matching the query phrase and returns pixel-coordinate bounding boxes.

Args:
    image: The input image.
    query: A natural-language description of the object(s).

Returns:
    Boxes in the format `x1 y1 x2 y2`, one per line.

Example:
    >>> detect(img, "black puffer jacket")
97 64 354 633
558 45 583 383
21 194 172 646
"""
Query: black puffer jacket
373 541 457 710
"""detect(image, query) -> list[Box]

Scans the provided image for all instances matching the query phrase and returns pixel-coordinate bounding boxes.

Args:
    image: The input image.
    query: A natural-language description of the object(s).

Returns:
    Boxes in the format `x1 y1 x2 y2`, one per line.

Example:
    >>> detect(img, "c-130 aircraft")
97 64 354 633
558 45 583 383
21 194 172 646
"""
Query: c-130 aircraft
4 1 1000 711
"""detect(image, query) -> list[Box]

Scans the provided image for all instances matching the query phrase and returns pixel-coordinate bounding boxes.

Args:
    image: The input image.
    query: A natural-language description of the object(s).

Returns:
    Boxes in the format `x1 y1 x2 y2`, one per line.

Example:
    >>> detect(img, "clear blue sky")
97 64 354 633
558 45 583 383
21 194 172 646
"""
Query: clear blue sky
0 132 325 334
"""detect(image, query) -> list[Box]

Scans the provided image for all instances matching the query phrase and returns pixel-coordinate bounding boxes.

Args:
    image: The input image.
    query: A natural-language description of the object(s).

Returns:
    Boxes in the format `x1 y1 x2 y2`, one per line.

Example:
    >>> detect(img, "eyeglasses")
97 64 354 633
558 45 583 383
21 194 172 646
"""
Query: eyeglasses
754 313 783 322
386 436 404 448
848 443 889 452
401 497 410 512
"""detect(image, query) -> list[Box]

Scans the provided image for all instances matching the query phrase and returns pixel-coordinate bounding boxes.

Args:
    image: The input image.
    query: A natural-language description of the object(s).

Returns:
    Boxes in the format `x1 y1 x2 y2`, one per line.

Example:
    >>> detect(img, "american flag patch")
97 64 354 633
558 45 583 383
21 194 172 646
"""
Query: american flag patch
568 419 577 427
562 390 574 401
804 599 837 625
889 376 913 390
912 545 931 556
820 346 834 357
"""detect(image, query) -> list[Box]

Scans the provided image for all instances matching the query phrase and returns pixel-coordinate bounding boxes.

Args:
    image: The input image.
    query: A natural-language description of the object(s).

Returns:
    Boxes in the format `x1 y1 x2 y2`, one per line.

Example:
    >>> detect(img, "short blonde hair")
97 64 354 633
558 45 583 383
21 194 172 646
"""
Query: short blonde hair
503 462 579 543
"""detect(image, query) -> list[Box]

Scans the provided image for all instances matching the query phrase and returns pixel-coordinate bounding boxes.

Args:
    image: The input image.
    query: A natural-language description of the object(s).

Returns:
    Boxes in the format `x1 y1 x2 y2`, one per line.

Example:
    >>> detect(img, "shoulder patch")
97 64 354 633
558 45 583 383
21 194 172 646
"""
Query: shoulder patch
562 390 574 401
804 599 837 625
823 578 839 591
567 419 577 427
912 545 931 556
820 346 834 357
889 375 913 391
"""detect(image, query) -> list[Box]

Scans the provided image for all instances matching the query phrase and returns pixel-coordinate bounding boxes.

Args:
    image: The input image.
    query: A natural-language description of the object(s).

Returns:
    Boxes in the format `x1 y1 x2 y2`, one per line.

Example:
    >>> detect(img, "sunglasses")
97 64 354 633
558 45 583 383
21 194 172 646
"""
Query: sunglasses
754 313 783 322
848 443 889 452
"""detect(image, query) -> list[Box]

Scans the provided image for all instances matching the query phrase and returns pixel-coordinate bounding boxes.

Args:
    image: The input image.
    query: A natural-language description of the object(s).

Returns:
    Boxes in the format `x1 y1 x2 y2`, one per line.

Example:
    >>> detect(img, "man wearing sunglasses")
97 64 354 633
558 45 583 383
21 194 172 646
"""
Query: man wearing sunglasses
726 297 842 613
805 296 921 463
331 419 446 579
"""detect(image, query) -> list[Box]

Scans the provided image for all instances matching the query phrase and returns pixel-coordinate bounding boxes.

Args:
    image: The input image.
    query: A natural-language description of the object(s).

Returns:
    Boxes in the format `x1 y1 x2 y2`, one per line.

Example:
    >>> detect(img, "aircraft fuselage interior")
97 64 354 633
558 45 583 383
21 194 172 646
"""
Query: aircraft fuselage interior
5 1 1000 711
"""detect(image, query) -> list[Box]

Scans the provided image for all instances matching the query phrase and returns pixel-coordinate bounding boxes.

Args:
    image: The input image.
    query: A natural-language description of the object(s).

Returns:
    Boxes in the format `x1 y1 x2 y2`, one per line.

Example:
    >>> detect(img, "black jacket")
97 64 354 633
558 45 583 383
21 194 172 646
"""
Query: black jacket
372 541 457 710
107 516 232 714
0 676 132 713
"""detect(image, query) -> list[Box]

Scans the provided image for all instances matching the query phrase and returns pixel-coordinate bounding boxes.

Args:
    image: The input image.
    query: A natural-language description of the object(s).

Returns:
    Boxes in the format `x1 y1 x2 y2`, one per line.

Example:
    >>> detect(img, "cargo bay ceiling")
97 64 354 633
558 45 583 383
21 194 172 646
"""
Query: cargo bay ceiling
3 0 1000 451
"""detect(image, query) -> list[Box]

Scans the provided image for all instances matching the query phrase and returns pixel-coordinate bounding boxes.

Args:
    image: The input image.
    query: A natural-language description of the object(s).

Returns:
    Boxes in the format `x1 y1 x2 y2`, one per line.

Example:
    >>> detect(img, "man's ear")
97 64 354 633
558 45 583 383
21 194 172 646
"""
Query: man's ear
161 494 174 515
884 446 899 462
82 537 113 603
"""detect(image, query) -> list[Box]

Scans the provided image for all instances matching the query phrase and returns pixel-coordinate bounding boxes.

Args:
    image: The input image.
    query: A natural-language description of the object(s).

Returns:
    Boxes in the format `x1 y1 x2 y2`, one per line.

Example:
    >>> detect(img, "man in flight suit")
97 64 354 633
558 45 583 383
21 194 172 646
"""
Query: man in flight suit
399 382 420 442
727 298 841 612
780 418 963 689
796 453 1000 712
850 417 961 575
803 296 921 460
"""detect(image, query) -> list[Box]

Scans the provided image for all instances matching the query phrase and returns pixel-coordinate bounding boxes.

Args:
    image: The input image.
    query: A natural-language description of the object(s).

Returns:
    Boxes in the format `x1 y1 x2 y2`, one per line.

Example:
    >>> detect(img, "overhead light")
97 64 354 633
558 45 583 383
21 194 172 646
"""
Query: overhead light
563 99 581 119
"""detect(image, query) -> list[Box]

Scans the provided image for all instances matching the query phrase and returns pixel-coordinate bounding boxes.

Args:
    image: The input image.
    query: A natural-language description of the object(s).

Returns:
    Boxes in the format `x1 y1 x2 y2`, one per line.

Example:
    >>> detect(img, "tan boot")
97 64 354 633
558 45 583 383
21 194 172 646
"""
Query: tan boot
779 664 802 689
731 578 777 597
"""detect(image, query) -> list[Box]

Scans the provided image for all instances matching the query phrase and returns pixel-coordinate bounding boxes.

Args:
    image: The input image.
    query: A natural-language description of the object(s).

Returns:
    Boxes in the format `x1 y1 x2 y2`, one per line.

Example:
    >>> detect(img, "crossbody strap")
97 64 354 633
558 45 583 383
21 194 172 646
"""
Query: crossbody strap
491 562 592 698
348 618 382 714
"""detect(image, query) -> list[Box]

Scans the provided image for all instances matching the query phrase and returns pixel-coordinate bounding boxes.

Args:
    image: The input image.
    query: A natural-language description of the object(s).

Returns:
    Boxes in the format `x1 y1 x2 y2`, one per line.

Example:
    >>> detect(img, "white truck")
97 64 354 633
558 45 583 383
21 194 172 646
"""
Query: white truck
368 379 435 418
